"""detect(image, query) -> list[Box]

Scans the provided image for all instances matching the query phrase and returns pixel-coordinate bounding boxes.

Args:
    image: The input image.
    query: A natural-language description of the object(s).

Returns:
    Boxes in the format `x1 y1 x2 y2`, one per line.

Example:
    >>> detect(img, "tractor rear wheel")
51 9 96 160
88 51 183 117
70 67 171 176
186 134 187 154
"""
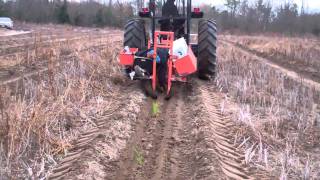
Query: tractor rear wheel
123 19 147 75
124 19 147 50
197 20 217 80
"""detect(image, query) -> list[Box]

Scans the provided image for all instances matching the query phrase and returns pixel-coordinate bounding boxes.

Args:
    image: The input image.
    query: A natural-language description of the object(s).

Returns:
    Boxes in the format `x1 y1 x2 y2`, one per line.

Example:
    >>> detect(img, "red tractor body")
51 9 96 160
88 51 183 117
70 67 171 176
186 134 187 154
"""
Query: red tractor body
119 0 217 98
119 31 197 95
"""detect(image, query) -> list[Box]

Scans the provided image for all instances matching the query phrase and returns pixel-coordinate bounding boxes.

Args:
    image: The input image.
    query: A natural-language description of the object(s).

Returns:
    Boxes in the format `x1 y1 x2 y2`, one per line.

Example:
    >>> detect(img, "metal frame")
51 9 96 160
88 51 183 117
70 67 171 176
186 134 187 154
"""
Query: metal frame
147 0 192 45
137 0 197 96
152 31 175 95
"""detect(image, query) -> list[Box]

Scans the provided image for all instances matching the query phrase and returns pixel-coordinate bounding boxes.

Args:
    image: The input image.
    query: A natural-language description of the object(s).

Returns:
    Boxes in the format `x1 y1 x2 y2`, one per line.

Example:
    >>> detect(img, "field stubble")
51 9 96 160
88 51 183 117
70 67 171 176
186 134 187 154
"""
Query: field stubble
0 28 127 179
221 35 320 82
217 40 320 179
1 26 320 179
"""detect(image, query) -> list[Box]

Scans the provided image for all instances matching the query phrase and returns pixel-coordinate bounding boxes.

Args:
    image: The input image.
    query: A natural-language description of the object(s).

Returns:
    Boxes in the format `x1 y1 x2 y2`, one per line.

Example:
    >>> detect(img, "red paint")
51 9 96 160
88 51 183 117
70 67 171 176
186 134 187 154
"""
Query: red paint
193 7 201 13
119 48 138 66
174 47 197 76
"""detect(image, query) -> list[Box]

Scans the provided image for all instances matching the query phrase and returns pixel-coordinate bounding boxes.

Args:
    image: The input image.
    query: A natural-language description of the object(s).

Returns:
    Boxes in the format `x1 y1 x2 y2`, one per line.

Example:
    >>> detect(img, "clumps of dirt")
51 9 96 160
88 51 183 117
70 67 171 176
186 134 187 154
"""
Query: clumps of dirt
110 73 127 85
95 93 145 161
175 86 226 179
100 82 256 179
76 161 106 179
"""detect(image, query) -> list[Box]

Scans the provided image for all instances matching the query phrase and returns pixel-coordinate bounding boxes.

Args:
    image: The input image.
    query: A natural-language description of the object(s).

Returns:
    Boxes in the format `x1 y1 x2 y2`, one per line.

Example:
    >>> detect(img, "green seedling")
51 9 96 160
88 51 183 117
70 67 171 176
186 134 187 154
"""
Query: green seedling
133 147 144 166
151 101 160 117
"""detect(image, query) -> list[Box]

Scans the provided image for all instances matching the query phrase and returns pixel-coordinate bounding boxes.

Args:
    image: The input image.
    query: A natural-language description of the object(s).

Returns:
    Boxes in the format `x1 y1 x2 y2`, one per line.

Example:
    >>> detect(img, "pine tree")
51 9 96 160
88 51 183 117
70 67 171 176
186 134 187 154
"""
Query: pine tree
58 0 70 24
0 0 6 16
95 8 104 27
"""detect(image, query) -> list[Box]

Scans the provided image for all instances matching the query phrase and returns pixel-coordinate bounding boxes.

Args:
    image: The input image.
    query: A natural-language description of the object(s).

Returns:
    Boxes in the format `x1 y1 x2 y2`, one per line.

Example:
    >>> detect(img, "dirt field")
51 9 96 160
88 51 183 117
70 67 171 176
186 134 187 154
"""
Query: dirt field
0 24 320 179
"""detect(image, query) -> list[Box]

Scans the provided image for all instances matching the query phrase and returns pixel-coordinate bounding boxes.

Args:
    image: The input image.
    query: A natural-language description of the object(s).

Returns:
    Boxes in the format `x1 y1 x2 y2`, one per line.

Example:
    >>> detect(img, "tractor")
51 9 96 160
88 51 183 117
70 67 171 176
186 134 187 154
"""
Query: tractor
118 0 217 99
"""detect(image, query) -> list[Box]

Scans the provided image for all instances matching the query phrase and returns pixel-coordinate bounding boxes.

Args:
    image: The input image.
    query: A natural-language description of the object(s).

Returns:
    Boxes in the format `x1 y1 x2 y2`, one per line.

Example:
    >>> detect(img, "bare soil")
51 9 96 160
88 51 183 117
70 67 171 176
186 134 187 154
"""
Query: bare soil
48 81 269 180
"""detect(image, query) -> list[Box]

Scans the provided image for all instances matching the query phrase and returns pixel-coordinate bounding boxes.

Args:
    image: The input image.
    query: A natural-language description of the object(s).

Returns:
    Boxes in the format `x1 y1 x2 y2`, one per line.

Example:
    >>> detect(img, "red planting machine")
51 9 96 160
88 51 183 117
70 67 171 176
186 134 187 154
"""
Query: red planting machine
118 0 217 97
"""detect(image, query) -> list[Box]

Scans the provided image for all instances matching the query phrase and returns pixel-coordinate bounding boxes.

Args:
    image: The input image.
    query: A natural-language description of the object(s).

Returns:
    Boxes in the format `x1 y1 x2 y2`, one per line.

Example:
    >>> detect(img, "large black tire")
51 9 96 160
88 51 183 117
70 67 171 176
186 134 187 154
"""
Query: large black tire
197 20 217 80
124 19 147 50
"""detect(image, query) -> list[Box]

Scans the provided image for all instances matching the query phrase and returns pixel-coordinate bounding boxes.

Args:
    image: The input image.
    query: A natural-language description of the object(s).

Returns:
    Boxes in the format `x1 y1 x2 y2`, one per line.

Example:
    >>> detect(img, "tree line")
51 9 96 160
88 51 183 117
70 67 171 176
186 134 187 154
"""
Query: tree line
0 0 320 36
203 0 320 36
0 0 134 27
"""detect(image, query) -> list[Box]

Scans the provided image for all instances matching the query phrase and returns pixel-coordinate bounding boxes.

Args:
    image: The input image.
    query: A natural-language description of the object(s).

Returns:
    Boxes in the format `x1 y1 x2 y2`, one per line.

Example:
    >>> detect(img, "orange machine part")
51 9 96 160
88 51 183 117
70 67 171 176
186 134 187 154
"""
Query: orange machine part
152 31 175 94
119 48 138 66
174 47 197 76
119 32 196 96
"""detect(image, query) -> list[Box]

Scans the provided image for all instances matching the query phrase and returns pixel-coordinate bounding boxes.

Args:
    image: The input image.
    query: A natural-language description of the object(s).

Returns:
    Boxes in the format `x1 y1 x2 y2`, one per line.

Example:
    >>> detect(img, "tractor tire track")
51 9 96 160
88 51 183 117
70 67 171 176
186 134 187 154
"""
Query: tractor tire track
109 91 183 180
48 86 145 180
197 81 275 179
170 84 224 179
106 82 257 179
152 92 184 180
50 80 263 180
197 83 253 179
107 85 209 180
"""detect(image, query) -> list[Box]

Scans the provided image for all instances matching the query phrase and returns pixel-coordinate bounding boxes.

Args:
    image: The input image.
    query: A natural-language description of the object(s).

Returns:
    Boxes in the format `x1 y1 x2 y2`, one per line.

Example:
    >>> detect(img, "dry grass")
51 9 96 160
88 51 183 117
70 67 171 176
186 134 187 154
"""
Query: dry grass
216 42 320 178
0 33 122 179
0 32 121 69
222 35 320 73
2 25 320 179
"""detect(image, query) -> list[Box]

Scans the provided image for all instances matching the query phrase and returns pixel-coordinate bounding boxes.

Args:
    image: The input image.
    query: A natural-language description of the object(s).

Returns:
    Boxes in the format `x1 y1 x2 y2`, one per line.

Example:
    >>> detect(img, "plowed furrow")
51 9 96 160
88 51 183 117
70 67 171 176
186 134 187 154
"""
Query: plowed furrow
109 92 184 180
107 85 228 180
198 85 253 179
153 96 181 180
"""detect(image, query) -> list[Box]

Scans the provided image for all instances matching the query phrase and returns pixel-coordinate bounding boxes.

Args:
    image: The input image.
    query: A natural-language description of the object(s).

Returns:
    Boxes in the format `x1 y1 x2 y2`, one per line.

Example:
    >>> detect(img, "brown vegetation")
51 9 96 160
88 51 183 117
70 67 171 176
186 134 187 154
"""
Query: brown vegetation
221 35 320 82
0 25 123 178
1 23 320 179
217 39 320 179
